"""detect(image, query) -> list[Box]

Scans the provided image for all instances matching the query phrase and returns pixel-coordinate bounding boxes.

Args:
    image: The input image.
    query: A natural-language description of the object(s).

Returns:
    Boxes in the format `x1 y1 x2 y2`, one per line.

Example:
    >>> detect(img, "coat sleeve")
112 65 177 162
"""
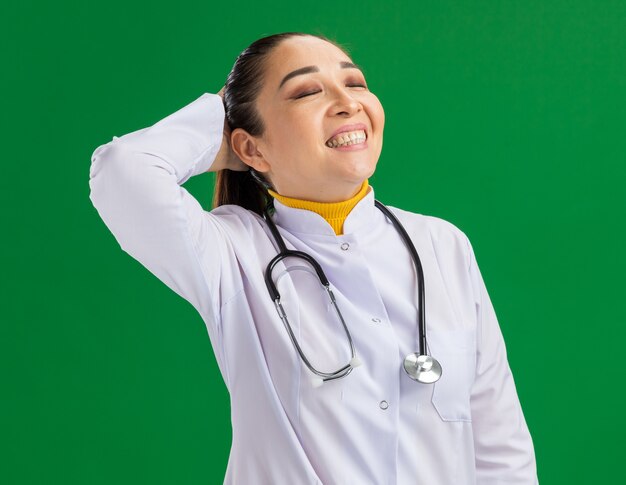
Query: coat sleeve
88 92 228 343
465 236 539 484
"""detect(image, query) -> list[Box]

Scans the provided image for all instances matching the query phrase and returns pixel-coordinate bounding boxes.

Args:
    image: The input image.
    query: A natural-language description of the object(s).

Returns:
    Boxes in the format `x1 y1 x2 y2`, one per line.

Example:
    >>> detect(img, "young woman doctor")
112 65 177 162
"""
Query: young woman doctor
89 32 538 484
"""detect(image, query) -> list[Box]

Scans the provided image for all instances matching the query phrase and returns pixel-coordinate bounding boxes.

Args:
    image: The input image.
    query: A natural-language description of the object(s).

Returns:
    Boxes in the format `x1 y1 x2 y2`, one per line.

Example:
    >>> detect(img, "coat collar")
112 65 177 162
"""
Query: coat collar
270 184 381 237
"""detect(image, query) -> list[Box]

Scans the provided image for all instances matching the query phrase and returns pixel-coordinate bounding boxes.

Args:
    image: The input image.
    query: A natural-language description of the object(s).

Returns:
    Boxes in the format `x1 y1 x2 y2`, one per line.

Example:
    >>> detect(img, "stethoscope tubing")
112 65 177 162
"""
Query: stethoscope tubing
261 197 435 383
373 200 428 356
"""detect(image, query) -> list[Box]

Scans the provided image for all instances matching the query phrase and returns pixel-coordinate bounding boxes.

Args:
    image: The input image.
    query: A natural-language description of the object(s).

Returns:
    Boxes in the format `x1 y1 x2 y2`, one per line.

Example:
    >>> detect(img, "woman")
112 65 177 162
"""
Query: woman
89 32 538 484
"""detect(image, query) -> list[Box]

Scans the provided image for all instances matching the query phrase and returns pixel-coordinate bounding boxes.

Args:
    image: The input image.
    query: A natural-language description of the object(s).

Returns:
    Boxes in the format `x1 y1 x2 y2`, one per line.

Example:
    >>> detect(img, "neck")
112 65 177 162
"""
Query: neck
268 180 370 236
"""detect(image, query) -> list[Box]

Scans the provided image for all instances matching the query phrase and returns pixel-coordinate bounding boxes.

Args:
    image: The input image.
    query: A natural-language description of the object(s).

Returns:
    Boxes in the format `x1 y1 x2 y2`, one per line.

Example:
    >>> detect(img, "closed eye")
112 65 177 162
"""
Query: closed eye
294 83 368 99
294 90 321 99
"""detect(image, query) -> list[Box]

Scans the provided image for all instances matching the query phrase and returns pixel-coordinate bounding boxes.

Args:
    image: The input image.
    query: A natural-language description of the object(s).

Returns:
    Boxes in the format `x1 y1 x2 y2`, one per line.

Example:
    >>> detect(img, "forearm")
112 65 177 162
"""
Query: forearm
93 93 225 181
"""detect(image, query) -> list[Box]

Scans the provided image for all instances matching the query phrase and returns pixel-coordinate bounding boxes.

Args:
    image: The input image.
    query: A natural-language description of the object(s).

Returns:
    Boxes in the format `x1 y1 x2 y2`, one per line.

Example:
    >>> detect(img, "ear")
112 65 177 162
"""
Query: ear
230 128 271 173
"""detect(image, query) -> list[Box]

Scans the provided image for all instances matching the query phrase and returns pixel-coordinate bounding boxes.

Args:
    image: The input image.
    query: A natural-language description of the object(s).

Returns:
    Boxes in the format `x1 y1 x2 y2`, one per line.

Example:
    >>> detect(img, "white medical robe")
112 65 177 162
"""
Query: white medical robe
88 93 539 484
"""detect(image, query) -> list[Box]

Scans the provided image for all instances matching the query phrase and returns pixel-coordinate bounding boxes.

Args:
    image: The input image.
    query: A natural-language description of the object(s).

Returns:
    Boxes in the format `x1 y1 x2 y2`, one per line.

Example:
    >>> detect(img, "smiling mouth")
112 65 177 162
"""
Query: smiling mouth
326 129 368 148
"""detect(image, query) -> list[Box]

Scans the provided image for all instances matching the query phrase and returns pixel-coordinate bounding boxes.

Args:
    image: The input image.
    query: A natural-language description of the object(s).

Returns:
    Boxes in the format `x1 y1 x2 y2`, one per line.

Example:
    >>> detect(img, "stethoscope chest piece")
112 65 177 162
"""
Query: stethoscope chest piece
403 353 442 384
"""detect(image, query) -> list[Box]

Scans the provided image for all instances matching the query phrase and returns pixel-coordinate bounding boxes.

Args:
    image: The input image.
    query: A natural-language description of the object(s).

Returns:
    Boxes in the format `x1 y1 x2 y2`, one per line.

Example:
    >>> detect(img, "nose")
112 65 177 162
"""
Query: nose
328 86 362 116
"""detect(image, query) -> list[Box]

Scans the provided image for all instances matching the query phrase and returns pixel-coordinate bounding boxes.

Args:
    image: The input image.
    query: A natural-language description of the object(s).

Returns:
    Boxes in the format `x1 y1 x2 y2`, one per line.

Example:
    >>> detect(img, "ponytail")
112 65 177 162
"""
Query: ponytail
212 169 271 217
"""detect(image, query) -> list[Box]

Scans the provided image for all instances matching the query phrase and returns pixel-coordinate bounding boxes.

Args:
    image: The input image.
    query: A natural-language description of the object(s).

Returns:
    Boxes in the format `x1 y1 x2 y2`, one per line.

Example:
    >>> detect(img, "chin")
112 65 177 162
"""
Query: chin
342 161 377 181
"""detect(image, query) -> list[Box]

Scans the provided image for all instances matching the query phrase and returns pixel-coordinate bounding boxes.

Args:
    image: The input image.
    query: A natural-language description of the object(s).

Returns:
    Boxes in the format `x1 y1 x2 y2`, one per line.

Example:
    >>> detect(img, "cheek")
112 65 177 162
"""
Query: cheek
370 96 385 128
286 118 325 152
266 124 315 172
266 120 298 155
276 114 310 143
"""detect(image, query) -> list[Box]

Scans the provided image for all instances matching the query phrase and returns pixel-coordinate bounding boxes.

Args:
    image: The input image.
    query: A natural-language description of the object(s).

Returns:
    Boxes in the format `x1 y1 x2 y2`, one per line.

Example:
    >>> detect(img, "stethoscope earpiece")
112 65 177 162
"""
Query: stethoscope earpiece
310 376 324 388
349 356 362 368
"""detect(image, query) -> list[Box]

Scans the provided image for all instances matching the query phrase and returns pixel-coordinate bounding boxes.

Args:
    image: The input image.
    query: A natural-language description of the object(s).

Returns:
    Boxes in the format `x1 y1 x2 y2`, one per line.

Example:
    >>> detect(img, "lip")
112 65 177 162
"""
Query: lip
326 123 368 143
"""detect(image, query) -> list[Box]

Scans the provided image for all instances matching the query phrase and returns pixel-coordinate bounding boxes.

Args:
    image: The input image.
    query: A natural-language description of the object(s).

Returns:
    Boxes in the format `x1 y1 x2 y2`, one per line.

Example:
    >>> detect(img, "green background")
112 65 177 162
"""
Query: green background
2 1 625 483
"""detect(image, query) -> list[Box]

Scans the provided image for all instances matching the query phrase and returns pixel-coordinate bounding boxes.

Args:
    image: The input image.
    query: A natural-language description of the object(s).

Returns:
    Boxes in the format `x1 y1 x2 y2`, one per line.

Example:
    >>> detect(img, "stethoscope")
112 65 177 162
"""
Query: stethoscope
262 198 442 388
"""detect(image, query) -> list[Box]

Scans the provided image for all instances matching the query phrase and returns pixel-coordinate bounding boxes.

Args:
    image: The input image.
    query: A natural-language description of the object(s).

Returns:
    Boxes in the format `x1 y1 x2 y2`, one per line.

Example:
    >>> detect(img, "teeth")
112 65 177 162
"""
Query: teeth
326 129 367 148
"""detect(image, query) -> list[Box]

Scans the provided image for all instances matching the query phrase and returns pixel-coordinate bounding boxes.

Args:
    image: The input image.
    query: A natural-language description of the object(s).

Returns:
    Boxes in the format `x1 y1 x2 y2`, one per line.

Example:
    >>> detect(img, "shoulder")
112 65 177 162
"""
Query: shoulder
386 205 469 243
385 205 472 267
205 203 267 235
207 204 263 226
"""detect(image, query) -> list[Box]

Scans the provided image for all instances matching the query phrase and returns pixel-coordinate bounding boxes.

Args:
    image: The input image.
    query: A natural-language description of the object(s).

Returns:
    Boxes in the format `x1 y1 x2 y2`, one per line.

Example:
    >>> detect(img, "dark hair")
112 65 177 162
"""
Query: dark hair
212 32 350 216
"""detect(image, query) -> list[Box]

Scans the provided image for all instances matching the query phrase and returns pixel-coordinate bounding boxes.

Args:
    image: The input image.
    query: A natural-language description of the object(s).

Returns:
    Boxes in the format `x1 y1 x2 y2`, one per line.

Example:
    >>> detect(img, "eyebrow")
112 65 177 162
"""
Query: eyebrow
278 61 363 90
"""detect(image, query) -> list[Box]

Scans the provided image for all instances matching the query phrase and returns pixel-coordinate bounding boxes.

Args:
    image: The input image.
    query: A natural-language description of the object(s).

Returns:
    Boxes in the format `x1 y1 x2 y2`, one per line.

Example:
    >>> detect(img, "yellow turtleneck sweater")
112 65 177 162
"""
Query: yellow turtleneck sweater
267 180 370 236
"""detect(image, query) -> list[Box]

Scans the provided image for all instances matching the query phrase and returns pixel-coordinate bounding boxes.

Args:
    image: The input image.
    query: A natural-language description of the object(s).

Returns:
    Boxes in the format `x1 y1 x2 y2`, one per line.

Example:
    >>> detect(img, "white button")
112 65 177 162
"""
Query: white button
340 242 350 251
371 318 381 323
379 400 389 410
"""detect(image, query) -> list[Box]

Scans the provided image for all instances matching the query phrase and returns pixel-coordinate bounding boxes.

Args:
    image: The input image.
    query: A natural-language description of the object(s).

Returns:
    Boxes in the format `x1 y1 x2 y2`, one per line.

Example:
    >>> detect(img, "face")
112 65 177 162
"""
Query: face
232 36 385 202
